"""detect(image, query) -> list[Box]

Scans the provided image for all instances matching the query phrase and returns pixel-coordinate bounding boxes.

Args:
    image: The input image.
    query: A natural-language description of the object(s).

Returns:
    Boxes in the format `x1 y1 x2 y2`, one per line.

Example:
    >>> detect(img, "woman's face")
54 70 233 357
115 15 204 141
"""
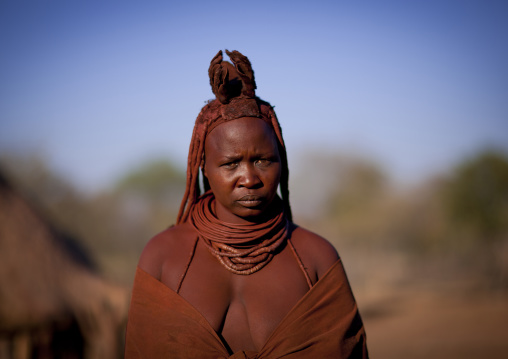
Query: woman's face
204 117 282 224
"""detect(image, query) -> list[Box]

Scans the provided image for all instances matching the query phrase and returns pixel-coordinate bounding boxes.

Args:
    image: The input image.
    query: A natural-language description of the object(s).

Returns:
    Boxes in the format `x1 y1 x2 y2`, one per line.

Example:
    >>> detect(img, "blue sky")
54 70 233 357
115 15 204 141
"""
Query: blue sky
1 0 507 192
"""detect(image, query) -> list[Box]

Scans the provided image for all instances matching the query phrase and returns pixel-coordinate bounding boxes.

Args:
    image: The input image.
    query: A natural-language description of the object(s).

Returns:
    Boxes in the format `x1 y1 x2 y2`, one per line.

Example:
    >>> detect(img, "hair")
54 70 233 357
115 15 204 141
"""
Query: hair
176 50 292 224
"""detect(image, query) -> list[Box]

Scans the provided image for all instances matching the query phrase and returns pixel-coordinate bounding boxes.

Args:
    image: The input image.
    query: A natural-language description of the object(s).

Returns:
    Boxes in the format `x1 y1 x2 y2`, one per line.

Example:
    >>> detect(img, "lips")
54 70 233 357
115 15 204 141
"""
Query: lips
236 194 265 208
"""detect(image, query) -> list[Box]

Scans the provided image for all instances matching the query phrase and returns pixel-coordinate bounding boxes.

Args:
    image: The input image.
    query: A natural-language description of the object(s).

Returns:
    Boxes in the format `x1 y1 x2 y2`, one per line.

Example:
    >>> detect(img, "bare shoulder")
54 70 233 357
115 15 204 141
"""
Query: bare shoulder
289 224 339 280
138 222 197 280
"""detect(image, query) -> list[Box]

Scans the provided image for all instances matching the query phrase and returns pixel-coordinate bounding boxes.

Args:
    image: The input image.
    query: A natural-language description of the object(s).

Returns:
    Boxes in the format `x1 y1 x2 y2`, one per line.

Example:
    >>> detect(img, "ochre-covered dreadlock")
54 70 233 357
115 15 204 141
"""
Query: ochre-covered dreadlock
176 49 291 224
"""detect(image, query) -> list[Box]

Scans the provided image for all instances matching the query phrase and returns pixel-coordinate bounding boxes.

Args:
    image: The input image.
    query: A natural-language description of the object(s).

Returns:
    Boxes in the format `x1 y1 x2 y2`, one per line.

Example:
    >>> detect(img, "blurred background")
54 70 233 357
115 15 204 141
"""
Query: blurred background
1 0 507 358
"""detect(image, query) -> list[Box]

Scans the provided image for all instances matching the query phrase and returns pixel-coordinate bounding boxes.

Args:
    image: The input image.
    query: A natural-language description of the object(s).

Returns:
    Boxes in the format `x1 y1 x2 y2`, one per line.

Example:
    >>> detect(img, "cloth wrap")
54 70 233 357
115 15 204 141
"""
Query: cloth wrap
125 259 368 358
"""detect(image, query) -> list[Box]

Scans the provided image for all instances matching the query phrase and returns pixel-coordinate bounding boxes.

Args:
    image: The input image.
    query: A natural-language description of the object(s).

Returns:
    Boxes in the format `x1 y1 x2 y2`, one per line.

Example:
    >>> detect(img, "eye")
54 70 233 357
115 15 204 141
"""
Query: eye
255 159 272 167
221 161 239 169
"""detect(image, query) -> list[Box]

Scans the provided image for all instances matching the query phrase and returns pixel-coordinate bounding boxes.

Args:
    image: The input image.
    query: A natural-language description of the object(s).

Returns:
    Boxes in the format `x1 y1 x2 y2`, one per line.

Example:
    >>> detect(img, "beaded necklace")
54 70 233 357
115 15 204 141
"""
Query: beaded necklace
190 191 288 275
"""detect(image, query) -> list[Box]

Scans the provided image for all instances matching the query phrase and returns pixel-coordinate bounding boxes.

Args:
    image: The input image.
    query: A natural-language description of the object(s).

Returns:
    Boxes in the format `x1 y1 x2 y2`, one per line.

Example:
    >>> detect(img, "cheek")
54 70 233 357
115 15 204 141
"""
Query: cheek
267 164 282 188
204 166 230 190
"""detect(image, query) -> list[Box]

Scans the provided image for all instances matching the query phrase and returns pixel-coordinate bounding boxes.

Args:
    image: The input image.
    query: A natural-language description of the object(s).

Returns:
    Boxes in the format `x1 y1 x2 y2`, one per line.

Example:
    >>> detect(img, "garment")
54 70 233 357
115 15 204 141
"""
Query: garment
125 259 368 358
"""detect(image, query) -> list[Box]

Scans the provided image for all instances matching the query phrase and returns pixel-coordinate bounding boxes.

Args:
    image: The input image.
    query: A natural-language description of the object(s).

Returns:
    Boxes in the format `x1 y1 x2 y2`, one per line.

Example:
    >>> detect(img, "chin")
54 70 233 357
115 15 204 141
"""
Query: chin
236 205 278 222
236 208 264 219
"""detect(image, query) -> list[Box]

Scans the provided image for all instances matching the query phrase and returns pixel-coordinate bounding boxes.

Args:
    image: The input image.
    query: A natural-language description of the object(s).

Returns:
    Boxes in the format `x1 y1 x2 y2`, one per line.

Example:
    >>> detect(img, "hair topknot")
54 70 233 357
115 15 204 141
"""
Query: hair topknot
177 50 291 224
208 50 257 104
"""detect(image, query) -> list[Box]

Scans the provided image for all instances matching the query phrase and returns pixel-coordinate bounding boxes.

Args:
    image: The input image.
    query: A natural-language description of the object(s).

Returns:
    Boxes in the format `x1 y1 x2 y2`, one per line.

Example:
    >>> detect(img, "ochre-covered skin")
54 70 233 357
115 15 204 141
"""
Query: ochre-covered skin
126 260 367 358
125 50 368 357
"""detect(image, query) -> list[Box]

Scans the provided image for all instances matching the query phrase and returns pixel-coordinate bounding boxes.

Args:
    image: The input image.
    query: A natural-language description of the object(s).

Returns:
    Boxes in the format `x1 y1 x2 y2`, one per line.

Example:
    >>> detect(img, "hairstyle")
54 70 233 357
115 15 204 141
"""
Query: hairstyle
176 50 291 223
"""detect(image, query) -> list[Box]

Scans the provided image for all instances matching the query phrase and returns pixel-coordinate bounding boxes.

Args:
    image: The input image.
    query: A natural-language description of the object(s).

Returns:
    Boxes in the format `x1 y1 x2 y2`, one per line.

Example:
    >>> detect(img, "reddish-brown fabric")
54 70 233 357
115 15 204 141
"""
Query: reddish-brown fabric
125 260 368 358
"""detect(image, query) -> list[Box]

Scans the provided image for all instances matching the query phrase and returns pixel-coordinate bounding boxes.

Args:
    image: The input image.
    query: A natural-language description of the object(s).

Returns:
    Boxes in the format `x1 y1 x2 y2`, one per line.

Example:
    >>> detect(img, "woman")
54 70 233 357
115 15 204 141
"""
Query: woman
125 50 368 358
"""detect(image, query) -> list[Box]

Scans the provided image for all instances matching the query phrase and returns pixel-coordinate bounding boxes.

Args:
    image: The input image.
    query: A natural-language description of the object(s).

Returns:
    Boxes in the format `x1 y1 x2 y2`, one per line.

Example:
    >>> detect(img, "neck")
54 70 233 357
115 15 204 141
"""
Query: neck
189 192 289 275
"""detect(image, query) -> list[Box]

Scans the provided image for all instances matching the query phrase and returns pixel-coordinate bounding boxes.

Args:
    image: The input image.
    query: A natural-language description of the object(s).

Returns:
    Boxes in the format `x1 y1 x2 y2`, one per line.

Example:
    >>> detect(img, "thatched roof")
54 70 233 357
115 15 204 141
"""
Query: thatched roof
0 169 128 358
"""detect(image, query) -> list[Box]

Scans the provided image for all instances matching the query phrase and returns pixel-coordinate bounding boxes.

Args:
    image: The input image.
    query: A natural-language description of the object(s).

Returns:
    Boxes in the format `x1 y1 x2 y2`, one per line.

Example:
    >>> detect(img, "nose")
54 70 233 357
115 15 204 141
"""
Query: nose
238 164 262 188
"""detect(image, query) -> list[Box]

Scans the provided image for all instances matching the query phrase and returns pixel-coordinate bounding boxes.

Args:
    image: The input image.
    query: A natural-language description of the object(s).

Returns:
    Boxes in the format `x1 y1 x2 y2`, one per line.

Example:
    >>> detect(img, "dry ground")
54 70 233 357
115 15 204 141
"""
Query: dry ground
361 288 508 358
345 249 508 359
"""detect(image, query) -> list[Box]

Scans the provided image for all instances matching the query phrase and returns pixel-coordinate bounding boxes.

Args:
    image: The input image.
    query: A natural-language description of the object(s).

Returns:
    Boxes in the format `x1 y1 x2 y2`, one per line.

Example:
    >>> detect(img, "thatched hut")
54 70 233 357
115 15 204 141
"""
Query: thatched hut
0 170 129 359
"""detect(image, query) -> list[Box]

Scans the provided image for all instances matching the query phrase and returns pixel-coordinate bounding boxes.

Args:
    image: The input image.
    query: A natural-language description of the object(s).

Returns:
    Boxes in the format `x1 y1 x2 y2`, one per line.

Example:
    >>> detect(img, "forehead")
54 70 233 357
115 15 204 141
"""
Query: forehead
205 117 278 156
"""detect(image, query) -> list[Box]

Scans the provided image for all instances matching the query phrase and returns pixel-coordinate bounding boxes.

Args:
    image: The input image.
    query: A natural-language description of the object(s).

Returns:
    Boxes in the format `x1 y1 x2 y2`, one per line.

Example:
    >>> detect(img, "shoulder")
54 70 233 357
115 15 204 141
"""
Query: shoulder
138 222 197 280
289 224 339 280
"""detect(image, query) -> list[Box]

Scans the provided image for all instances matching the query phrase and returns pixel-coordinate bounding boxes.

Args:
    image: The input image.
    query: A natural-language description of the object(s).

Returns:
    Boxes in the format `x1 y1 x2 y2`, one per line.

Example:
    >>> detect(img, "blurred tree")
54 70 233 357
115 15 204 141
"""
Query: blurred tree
444 149 508 242
326 159 387 216
290 149 508 288
319 155 391 245
439 149 508 288
115 158 185 201
113 158 185 232
114 158 185 252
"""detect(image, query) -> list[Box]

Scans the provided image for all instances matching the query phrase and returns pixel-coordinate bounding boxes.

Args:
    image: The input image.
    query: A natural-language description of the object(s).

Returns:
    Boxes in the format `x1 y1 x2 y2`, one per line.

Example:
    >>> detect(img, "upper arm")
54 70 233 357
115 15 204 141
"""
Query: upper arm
308 232 340 279
138 231 168 280
137 223 196 281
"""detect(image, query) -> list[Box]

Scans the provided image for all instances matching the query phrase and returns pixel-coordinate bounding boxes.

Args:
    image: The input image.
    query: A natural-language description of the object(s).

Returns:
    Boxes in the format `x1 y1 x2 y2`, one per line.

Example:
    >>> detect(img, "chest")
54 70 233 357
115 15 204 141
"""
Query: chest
173 241 311 352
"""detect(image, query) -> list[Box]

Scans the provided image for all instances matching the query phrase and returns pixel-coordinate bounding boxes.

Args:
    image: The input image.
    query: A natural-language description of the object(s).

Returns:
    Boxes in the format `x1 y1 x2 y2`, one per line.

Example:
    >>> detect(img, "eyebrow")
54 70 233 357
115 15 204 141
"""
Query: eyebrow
220 155 242 162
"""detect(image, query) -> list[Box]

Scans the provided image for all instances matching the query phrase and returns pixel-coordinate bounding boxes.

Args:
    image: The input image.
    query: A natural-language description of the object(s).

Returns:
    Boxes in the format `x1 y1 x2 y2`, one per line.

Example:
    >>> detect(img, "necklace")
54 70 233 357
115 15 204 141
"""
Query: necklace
190 191 288 275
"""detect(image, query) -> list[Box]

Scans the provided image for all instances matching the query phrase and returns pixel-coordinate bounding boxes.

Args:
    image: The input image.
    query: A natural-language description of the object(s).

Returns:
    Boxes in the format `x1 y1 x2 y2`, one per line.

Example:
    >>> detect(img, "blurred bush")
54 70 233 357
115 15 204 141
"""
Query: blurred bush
443 150 508 242
292 148 508 289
